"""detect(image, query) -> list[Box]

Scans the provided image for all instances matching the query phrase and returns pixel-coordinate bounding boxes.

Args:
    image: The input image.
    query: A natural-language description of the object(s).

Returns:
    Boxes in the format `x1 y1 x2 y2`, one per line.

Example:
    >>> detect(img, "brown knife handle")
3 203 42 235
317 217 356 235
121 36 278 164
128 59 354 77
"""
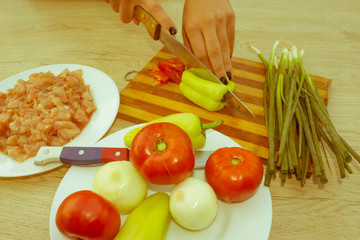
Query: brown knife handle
134 5 161 40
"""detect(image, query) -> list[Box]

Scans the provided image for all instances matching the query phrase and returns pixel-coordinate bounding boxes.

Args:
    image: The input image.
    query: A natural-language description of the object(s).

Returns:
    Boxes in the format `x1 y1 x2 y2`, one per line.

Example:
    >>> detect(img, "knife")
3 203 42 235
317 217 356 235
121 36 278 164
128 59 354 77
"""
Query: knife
134 5 255 116
33 146 213 168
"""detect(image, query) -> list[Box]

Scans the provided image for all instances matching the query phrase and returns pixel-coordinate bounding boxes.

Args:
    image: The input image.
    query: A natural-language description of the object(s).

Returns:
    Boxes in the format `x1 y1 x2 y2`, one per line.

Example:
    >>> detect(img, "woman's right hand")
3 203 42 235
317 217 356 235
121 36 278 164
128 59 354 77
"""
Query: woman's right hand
104 0 177 35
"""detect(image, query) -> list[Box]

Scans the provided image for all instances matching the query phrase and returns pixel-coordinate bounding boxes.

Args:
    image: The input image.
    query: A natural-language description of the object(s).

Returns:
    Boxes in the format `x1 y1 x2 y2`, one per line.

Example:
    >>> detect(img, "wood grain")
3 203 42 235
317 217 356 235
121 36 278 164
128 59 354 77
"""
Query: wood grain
118 47 331 160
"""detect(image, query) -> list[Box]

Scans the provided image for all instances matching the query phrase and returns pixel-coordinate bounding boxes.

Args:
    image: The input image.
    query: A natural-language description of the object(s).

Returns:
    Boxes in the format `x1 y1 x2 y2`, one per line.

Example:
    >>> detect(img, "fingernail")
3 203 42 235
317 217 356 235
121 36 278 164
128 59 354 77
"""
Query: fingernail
226 71 232 80
169 26 177 35
220 76 229 85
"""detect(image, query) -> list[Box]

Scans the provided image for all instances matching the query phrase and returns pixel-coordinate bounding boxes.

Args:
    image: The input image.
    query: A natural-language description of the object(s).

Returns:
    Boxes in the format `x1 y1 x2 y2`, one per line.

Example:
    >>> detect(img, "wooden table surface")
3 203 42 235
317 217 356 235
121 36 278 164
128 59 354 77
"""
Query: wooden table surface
1 0 359 239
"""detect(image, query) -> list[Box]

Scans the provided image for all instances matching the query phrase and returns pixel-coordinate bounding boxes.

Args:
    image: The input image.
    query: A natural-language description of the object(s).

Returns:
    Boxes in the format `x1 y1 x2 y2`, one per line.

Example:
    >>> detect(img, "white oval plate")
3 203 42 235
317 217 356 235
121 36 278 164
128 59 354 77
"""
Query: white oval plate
49 125 272 240
0 64 120 177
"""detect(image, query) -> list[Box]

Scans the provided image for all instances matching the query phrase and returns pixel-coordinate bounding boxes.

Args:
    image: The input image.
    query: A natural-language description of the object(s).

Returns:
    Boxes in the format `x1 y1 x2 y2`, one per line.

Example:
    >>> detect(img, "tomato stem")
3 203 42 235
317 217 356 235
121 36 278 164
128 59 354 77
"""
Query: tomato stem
230 158 241 165
154 138 168 152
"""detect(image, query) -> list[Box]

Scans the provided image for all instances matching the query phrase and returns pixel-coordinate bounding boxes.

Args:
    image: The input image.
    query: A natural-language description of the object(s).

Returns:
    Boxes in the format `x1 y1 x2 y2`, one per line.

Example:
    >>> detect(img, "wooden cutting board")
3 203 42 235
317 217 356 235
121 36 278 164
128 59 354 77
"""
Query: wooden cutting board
118 47 331 161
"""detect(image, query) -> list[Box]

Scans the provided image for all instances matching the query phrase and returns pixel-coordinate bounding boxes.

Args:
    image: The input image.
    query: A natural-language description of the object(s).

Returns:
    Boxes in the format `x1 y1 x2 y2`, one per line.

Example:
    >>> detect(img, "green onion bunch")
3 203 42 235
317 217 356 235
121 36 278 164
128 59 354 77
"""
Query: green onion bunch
250 41 360 186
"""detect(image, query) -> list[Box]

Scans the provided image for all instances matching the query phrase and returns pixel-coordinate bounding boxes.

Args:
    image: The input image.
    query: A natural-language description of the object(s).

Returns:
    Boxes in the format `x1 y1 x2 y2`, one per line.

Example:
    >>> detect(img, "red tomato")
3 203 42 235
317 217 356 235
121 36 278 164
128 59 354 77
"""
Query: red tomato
56 190 121 240
205 147 264 203
130 122 195 185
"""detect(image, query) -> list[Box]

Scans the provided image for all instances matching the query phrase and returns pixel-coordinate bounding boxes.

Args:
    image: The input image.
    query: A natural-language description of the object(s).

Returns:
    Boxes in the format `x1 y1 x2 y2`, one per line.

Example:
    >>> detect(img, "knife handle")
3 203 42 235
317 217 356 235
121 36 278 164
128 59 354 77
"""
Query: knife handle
134 5 161 40
60 147 129 165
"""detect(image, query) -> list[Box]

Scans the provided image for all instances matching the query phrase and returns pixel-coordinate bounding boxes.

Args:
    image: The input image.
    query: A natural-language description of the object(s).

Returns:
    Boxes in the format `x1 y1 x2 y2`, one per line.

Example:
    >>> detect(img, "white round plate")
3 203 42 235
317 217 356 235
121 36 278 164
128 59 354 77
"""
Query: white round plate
0 64 120 177
49 125 272 240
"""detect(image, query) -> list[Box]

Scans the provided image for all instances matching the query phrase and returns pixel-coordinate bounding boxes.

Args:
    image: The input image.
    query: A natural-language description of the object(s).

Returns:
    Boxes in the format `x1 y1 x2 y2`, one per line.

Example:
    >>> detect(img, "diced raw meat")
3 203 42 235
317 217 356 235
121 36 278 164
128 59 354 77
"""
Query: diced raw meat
0 69 96 162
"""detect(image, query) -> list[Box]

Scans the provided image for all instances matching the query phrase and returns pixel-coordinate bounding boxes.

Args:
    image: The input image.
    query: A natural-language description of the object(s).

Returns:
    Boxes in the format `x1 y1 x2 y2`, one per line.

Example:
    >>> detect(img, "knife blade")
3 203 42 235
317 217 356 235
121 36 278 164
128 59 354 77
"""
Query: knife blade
33 146 212 168
134 5 255 116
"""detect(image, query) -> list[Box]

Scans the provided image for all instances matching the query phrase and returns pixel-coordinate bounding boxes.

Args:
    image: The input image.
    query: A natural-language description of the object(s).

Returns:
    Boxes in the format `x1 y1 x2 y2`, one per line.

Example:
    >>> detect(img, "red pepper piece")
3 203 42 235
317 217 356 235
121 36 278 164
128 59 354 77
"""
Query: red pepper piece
150 58 185 85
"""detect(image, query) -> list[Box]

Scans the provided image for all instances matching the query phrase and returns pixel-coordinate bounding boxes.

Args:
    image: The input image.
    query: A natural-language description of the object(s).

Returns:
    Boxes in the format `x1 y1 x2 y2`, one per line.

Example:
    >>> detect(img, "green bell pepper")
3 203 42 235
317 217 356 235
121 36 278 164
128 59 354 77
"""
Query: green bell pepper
123 112 222 149
179 68 236 111
114 192 171 240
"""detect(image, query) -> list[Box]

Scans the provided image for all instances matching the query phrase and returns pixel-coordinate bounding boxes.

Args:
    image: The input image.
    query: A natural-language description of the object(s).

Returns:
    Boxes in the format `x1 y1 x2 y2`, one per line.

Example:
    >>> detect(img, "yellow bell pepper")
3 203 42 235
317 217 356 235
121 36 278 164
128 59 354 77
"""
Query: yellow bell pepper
179 68 236 111
123 112 222 149
114 192 171 240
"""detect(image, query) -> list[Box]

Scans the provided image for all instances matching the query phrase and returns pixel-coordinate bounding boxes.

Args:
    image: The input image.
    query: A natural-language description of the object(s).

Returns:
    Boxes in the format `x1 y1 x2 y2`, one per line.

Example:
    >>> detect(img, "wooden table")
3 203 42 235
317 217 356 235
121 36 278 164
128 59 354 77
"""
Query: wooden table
1 0 359 239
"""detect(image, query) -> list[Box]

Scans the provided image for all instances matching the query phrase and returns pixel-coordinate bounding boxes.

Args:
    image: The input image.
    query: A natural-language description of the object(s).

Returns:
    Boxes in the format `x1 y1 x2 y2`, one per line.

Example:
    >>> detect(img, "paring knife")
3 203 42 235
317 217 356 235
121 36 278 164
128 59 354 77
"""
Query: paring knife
134 5 255 117
33 146 213 168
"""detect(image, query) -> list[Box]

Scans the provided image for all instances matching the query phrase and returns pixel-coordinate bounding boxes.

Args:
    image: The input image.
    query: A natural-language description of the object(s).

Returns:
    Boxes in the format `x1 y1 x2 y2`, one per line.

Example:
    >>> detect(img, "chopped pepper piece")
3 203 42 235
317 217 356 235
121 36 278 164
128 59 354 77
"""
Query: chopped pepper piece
179 68 236 111
150 69 169 86
158 58 184 84
150 58 185 85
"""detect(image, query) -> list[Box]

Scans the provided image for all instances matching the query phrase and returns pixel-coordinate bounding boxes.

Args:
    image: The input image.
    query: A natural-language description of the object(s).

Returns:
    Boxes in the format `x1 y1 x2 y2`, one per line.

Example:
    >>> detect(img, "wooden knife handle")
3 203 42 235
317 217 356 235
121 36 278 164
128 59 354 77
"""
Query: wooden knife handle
134 5 161 40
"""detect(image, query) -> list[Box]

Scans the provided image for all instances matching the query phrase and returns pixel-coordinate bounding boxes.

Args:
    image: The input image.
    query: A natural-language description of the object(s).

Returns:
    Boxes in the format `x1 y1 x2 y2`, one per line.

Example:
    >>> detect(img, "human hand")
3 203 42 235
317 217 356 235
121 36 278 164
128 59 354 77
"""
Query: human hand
104 0 177 35
182 0 235 83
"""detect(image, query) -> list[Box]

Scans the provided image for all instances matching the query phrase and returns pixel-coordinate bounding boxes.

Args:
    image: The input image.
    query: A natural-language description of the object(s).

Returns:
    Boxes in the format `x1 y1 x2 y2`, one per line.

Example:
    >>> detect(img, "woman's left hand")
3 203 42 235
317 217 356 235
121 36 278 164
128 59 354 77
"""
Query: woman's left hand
182 0 235 82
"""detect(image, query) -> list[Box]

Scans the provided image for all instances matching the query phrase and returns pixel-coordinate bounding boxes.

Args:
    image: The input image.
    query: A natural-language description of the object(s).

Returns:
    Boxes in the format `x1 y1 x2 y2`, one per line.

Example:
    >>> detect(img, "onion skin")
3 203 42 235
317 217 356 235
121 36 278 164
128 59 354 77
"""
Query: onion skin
92 161 148 213
169 177 218 231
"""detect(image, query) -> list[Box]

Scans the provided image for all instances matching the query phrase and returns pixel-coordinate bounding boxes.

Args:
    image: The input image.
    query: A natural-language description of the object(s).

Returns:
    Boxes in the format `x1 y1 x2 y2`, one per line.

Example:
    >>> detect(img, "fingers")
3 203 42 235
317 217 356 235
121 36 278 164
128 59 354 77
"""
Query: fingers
218 16 234 80
224 3 235 80
182 0 235 82
217 27 233 81
183 19 230 82
183 23 212 73
105 0 176 34
132 18 140 25
203 22 228 81
212 7 235 80
182 27 193 53
225 4 235 58
119 0 134 23
110 0 120 13
143 2 177 35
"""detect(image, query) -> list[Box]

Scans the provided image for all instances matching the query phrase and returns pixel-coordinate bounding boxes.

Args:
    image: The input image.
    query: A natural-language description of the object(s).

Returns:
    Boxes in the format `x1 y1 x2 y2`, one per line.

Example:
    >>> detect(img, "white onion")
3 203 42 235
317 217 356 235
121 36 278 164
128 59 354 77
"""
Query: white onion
92 161 148 213
169 177 218 230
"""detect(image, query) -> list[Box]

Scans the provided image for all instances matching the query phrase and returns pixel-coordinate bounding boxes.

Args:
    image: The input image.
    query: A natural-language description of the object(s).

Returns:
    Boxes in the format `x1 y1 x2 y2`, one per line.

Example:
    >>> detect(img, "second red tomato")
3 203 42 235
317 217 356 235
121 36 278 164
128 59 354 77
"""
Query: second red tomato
205 147 264 203
130 122 195 185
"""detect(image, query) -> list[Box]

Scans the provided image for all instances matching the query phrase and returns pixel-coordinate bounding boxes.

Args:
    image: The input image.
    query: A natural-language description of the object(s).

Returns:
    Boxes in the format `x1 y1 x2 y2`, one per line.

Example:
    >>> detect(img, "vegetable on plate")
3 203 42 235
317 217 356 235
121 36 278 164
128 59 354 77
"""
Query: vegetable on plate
55 190 121 240
115 192 171 240
179 68 236 111
130 122 195 185
169 177 218 231
124 112 222 149
205 147 263 202
92 161 148 213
